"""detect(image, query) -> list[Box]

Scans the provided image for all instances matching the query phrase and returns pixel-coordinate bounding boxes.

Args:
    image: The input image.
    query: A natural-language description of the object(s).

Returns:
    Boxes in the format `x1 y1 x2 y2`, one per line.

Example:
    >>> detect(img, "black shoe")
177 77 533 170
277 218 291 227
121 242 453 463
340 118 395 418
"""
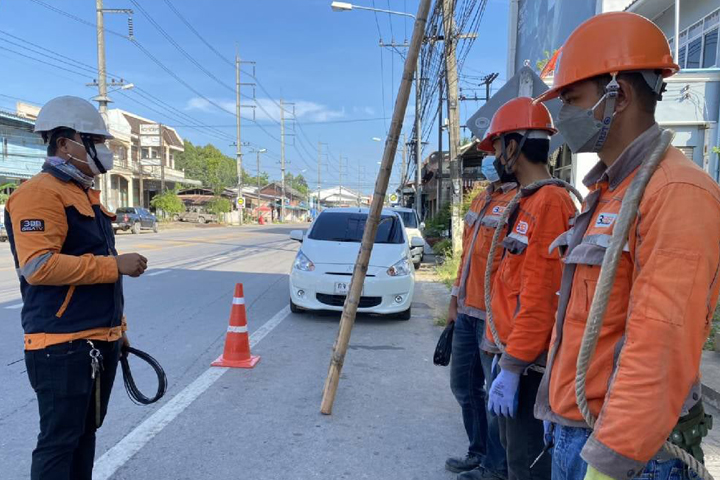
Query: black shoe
458 467 507 480
445 454 483 473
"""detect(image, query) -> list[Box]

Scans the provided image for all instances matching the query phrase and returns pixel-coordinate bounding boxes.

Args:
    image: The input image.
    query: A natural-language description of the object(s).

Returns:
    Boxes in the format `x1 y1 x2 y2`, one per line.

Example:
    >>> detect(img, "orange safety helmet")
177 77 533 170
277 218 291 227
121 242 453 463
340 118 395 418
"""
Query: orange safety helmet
477 97 556 153
535 12 679 103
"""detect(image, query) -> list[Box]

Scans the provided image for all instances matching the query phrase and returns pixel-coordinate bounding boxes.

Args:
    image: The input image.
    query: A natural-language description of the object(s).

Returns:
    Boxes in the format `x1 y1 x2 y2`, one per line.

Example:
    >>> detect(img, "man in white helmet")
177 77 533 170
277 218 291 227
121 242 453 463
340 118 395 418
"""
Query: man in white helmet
4 96 148 480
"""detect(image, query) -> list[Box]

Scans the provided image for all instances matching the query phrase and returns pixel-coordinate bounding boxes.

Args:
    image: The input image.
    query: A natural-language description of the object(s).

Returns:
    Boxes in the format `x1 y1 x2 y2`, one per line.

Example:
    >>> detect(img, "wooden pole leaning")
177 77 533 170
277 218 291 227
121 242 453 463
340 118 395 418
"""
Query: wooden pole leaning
320 0 432 415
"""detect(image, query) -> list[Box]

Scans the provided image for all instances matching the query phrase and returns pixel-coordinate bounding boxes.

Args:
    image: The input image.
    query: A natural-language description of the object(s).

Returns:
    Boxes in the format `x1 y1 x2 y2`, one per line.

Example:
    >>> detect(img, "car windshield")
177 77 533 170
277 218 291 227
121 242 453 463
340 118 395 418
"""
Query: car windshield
308 212 404 244
395 210 418 228
116 208 134 214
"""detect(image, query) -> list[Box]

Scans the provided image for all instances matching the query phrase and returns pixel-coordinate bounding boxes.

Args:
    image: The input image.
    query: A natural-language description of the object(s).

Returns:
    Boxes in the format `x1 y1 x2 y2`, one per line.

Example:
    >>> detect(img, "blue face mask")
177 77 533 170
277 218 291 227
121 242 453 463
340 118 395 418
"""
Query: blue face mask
481 156 500 183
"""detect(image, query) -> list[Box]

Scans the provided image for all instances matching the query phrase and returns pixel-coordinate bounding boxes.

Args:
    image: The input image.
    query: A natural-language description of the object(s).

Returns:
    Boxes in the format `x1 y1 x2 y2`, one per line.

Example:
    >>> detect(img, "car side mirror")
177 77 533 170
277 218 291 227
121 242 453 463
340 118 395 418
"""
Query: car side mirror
420 222 426 230
410 236 425 248
290 230 304 242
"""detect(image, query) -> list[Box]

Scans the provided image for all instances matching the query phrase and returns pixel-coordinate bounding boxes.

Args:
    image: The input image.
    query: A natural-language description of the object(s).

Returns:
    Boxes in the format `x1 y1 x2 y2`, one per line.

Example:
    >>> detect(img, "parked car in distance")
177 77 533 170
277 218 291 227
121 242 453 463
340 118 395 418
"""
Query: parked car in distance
173 208 218 224
113 207 158 234
391 207 426 269
288 207 424 320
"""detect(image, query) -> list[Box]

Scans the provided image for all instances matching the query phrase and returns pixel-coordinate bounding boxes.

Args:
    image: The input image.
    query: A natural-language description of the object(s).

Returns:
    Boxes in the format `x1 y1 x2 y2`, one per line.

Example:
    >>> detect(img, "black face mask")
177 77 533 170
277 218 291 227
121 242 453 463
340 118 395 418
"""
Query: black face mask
493 156 517 184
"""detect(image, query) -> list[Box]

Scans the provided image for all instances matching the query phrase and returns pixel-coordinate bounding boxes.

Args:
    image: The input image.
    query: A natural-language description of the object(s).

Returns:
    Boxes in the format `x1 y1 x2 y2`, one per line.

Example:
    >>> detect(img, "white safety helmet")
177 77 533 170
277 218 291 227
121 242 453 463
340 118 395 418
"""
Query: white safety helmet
34 96 113 139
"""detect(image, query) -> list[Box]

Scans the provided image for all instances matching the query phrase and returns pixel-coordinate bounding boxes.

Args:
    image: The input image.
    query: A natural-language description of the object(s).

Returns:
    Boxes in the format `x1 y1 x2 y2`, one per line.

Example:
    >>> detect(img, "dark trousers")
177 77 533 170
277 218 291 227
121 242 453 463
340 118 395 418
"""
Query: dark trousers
498 369 551 480
481 351 509 478
451 313 489 458
25 340 121 480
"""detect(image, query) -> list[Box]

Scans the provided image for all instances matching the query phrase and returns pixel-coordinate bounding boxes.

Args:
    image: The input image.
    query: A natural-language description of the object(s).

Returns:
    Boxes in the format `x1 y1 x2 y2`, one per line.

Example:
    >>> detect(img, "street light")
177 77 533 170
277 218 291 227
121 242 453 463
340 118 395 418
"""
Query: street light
331 2 422 218
371 137 382 142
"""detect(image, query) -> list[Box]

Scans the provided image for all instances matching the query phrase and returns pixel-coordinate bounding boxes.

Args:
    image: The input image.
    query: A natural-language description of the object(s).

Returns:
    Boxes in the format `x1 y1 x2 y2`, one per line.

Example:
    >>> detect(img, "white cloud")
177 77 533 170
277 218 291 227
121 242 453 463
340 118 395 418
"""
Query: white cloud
186 97 346 123
353 106 377 116
185 97 235 113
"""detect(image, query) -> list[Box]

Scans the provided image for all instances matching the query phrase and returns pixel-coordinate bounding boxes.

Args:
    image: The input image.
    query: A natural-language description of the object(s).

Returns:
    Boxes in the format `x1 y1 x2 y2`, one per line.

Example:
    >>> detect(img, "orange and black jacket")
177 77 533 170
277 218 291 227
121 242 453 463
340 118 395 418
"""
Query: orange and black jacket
5 164 124 350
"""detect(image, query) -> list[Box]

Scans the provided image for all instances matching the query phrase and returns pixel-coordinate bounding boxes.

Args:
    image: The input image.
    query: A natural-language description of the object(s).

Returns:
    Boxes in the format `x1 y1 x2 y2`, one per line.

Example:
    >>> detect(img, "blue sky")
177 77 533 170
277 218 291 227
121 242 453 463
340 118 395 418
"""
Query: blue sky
0 0 508 193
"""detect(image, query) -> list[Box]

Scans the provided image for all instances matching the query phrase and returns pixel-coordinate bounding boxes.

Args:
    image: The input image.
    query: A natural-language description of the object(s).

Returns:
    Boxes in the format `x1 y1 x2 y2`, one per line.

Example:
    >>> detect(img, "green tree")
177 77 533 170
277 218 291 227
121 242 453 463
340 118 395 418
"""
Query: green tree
536 49 559 73
150 190 185 218
0 182 17 205
206 196 232 216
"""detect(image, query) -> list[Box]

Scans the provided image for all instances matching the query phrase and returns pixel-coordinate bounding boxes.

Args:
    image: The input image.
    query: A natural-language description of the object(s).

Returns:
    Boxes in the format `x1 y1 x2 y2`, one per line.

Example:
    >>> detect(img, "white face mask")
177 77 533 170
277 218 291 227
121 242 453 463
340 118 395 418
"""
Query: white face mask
66 138 114 175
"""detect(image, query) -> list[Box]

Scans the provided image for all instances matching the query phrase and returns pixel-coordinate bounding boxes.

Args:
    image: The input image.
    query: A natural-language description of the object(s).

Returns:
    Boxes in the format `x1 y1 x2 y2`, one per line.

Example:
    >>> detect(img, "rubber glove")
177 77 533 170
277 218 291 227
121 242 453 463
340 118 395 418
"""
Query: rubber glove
583 466 616 480
488 366 520 417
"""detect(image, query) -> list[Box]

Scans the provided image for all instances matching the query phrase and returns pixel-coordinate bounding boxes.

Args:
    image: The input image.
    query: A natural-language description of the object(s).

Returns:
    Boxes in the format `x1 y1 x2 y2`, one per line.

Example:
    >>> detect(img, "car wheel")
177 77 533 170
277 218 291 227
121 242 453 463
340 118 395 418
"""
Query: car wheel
132 222 141 235
172 214 180 222
395 308 411 321
113 228 119 235
414 261 421 270
198 216 206 224
290 300 303 314
153 222 159 233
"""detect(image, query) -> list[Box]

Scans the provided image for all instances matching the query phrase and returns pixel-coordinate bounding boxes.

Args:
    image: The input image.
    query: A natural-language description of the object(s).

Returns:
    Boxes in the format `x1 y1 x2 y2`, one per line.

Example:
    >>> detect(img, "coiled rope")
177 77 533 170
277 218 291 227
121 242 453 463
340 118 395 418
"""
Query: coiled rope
483 178 584 356
120 345 168 405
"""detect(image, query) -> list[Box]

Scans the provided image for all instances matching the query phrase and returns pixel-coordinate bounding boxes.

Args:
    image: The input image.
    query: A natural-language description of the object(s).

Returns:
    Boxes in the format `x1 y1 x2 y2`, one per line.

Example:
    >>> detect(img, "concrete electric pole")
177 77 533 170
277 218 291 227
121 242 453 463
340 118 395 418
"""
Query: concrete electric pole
280 99 286 222
443 0 463 255
236 53 243 224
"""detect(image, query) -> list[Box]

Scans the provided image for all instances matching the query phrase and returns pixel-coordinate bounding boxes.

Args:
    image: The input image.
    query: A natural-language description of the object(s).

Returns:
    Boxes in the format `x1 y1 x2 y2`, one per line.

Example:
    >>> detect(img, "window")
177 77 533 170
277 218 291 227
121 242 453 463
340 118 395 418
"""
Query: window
141 147 149 159
308 212 404 244
394 210 418 228
676 8 720 69
687 37 702 68
678 146 695 159
703 28 718 68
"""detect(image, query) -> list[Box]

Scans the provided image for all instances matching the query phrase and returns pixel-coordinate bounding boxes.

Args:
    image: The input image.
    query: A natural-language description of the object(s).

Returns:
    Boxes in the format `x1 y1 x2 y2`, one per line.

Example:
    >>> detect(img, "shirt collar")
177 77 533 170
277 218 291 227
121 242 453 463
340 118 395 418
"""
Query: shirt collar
488 181 518 194
582 124 662 190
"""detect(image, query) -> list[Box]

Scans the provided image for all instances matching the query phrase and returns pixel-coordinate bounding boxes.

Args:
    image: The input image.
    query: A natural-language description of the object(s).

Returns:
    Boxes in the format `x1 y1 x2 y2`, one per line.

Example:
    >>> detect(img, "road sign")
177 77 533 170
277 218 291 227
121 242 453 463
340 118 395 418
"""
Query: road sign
140 136 161 147
237 197 245 209
389 193 399 203
140 124 160 135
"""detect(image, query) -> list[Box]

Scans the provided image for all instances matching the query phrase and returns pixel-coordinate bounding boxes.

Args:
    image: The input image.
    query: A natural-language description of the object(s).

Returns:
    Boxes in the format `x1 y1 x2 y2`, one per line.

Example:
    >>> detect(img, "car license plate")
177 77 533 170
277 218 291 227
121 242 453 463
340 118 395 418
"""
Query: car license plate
334 282 350 295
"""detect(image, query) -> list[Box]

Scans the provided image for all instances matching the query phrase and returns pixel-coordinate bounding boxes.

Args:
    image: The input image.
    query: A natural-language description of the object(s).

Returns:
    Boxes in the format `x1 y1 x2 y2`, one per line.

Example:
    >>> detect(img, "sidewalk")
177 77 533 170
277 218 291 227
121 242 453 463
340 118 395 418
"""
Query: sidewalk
702 350 720 411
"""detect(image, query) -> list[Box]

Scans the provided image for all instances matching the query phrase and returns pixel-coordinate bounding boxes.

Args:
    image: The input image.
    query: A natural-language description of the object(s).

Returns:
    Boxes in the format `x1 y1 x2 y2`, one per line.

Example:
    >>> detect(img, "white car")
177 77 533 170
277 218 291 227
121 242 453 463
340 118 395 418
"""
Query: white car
391 207 426 269
288 207 423 320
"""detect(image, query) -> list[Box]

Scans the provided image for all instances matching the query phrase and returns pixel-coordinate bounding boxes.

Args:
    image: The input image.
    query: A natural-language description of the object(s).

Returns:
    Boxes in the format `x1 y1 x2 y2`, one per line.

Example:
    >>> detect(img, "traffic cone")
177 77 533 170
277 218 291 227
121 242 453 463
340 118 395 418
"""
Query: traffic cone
211 283 260 368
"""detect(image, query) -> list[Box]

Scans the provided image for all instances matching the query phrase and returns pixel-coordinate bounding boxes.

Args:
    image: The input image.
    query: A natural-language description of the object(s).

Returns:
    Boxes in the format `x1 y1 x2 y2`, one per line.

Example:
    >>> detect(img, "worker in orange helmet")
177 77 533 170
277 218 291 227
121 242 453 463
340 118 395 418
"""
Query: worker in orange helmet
478 96 577 480
444 155 515 479
534 11 720 480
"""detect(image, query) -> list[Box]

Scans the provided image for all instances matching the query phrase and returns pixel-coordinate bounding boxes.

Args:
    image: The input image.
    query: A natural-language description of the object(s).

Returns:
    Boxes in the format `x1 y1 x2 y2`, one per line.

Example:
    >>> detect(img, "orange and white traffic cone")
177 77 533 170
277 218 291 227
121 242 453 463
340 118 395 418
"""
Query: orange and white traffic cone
211 283 260 369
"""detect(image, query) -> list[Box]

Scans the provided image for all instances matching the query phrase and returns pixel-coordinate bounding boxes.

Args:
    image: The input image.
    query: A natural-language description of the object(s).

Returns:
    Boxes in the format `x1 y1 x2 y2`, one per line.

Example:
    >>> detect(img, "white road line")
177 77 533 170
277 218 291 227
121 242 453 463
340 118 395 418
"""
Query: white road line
147 270 171 277
93 305 291 480
5 303 23 310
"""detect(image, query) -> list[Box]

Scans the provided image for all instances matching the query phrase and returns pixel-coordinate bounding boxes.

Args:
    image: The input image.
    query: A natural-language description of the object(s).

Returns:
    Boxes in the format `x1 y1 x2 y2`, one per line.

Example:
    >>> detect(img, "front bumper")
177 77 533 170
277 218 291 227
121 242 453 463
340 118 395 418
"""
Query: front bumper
112 222 132 230
289 265 414 314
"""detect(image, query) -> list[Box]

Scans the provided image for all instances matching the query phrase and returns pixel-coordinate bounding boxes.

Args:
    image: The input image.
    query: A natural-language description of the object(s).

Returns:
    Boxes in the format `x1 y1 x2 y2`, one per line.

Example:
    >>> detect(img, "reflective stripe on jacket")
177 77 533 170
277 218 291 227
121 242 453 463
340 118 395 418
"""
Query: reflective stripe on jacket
453 183 517 318
484 183 576 370
5 164 124 350
534 125 720 479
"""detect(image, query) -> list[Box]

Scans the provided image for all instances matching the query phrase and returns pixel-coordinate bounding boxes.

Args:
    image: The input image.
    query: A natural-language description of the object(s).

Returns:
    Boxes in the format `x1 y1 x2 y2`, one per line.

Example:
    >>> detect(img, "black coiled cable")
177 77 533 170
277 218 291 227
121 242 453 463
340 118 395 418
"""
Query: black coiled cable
120 346 168 405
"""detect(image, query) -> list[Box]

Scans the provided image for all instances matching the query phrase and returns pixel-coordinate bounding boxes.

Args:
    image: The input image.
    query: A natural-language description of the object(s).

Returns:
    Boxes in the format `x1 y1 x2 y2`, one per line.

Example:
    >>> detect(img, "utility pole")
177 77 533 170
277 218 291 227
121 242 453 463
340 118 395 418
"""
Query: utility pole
317 142 326 214
401 134 407 199
95 0 108 119
257 150 261 202
443 0 463 255
160 123 165 192
438 75 444 215
235 53 243 225
357 166 364 207
380 40 422 218
415 54 423 220
280 99 286 222
339 153 343 203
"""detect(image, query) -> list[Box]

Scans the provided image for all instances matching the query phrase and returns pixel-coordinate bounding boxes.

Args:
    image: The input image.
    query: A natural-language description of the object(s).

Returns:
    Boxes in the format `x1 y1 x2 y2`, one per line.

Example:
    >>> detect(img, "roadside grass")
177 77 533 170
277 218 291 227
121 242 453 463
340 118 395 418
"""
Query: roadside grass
705 304 720 351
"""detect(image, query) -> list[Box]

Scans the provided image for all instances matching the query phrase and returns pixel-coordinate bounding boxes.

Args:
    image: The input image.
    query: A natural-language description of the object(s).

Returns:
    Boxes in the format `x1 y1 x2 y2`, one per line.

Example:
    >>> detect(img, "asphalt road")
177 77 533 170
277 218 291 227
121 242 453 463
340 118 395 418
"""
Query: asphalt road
0 224 468 479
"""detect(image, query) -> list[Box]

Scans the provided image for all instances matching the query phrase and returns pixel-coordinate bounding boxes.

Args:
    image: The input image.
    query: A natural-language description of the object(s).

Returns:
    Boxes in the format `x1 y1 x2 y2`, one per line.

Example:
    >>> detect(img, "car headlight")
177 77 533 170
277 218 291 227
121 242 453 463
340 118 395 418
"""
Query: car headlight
387 258 412 277
294 251 315 271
